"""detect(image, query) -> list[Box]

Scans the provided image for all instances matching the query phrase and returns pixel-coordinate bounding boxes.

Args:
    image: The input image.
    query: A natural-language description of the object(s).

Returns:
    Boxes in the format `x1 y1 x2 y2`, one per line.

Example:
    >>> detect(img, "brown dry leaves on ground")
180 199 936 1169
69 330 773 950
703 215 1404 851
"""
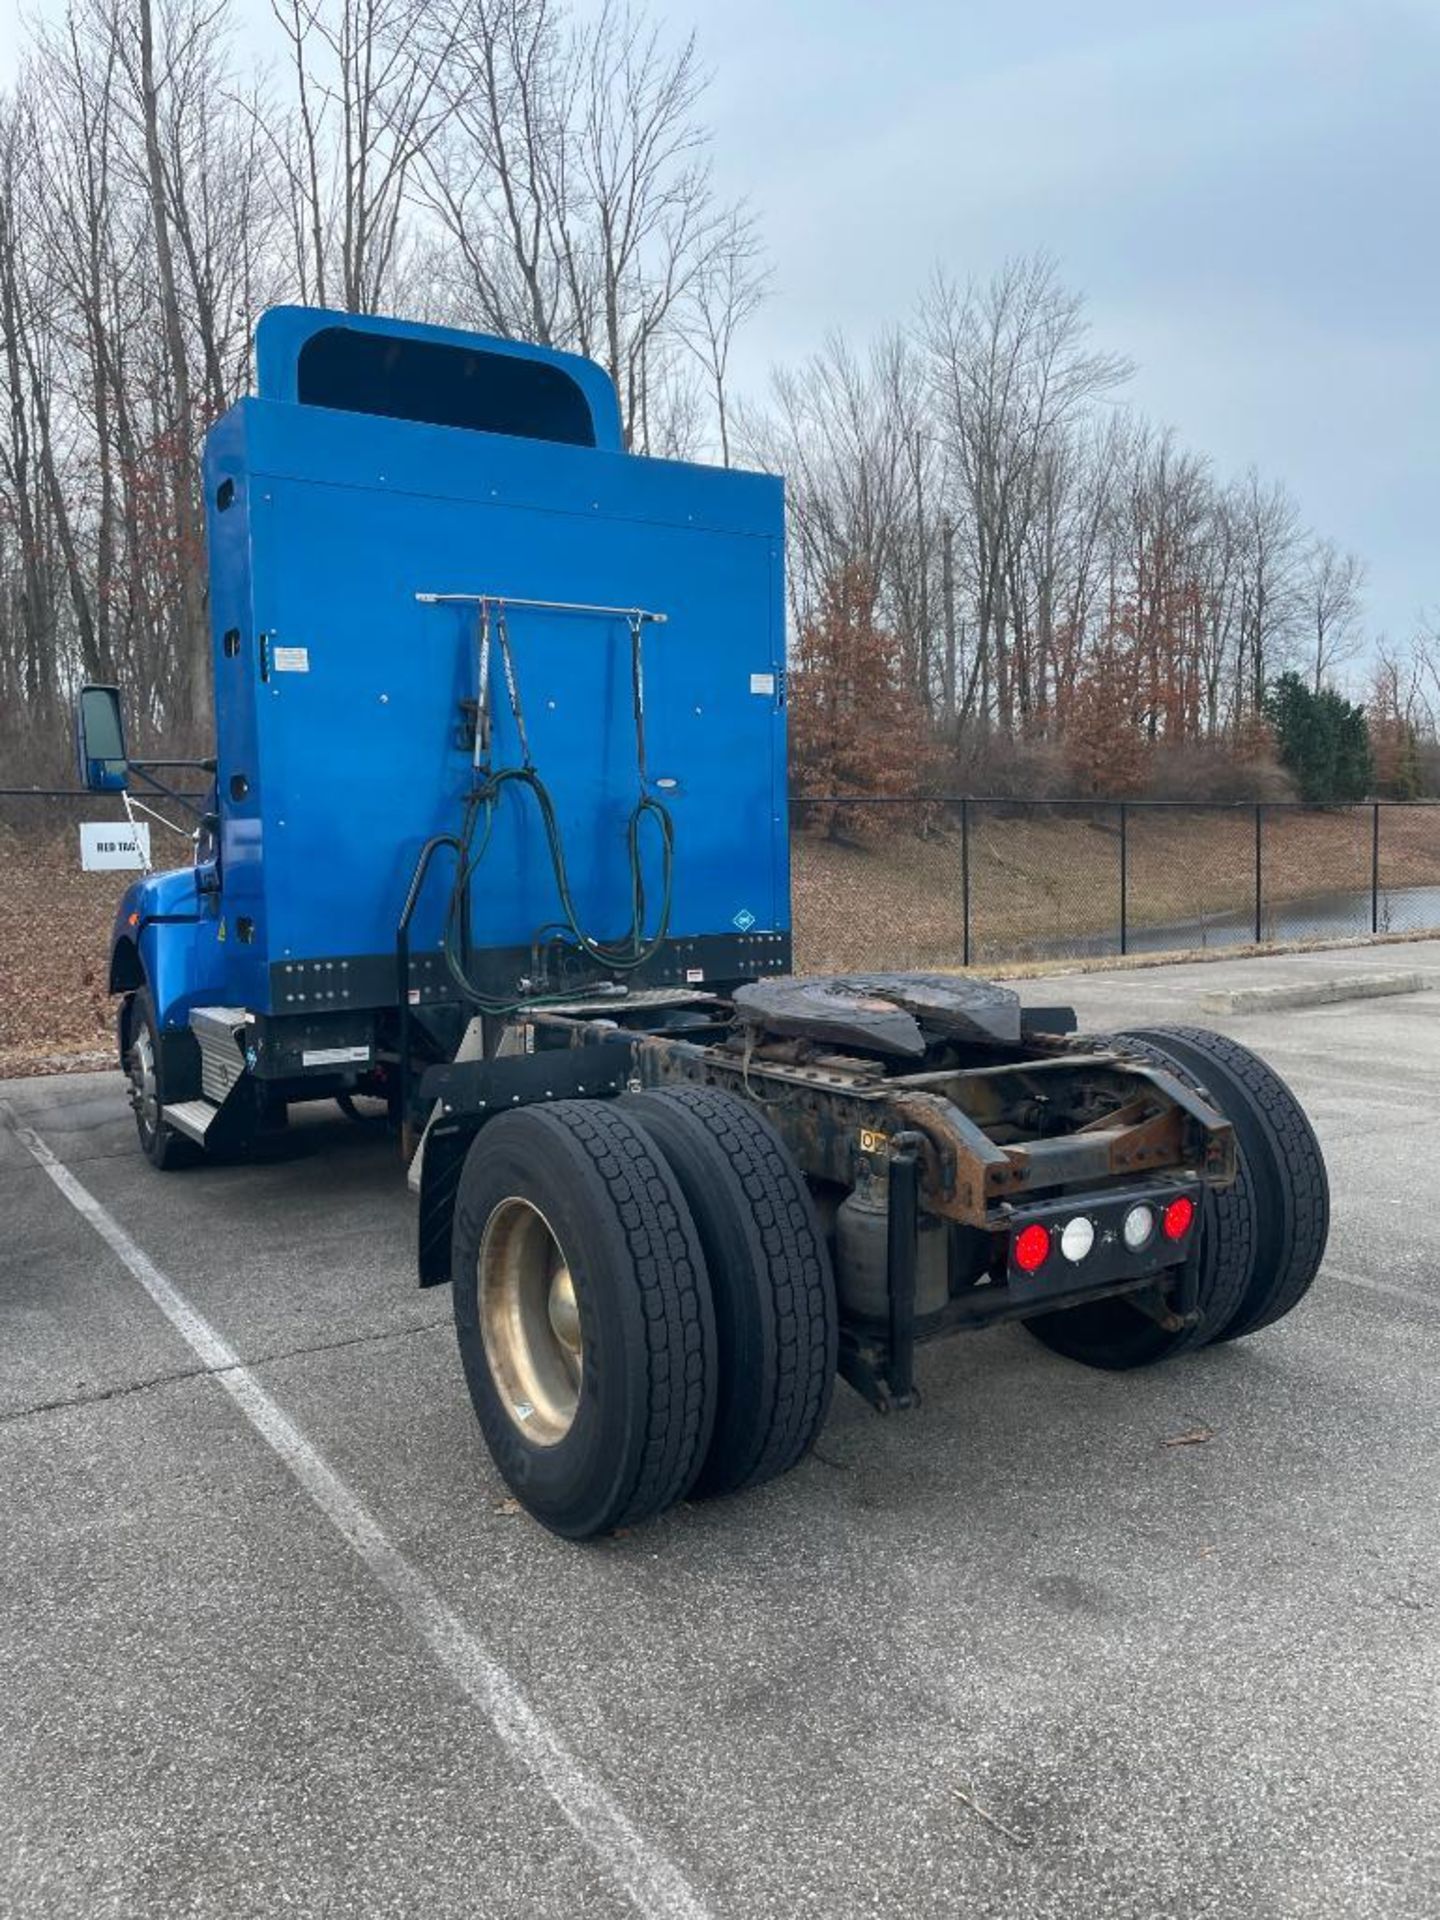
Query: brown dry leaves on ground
0 826 128 1076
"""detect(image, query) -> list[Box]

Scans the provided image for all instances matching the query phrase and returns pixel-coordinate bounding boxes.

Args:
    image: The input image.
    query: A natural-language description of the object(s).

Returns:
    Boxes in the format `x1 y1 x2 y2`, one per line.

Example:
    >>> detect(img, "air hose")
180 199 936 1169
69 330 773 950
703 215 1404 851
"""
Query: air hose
441 602 675 1011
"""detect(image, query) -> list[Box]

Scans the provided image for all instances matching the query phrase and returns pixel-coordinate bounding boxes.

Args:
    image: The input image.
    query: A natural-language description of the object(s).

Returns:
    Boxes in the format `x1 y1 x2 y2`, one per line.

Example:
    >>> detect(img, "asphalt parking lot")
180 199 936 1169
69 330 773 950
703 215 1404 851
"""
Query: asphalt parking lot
3 942 1438 1920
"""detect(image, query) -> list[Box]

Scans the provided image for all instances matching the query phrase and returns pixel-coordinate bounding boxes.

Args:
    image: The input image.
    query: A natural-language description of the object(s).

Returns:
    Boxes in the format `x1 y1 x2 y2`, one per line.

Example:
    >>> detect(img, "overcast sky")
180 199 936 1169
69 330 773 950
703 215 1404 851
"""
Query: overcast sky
2 0 1436 651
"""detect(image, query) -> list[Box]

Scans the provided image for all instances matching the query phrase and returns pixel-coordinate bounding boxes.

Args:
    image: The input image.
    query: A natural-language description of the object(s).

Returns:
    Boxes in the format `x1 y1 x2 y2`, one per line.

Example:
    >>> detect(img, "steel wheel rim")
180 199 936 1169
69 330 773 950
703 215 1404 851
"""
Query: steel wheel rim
129 1028 158 1141
478 1197 583 1446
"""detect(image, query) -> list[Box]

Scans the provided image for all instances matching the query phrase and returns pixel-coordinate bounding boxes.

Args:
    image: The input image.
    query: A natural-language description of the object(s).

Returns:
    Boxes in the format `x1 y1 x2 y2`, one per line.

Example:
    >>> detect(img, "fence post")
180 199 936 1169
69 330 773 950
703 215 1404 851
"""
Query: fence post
1119 801 1128 955
1253 805 1265 945
961 797 972 968
1371 804 1381 935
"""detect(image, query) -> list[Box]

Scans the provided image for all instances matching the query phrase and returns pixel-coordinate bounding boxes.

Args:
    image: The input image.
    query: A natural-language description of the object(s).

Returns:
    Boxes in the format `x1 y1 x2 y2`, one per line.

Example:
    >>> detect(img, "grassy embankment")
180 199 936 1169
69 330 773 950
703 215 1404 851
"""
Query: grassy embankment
5 807 1440 1074
791 807 1440 973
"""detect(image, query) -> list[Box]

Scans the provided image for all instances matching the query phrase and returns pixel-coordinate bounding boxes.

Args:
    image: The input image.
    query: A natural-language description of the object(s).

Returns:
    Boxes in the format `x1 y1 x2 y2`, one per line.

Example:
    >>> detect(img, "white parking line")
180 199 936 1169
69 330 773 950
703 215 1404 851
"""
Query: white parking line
2 1107 710 1920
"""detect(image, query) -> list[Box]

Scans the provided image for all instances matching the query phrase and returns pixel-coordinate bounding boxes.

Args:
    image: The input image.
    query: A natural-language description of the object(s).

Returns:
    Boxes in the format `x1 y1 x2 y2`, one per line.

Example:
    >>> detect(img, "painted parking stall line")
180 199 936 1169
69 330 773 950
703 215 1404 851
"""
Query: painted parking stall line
1 1104 710 1920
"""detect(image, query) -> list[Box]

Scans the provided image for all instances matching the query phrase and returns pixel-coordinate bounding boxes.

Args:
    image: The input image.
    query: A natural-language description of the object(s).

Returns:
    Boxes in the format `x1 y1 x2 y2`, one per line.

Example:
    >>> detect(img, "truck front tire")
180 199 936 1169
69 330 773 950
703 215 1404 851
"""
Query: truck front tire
450 1100 718 1538
126 988 198 1171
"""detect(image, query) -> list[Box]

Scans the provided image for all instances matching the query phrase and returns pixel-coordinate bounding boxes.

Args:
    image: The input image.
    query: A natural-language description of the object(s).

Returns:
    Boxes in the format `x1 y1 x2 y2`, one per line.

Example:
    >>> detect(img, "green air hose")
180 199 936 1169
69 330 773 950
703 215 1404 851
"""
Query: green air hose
441 604 675 1012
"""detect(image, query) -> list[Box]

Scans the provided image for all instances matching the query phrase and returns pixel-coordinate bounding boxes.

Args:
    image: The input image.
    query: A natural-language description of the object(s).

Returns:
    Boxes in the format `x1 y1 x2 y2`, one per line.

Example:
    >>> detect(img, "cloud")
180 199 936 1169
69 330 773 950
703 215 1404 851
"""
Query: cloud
682 0 1440 639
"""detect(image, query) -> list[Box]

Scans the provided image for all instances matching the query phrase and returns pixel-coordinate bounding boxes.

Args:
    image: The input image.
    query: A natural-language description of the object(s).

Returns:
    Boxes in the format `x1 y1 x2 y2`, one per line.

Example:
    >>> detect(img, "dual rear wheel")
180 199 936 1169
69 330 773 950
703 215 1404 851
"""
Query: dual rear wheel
452 1030 1327 1532
1025 1025 1329 1369
450 1087 838 1539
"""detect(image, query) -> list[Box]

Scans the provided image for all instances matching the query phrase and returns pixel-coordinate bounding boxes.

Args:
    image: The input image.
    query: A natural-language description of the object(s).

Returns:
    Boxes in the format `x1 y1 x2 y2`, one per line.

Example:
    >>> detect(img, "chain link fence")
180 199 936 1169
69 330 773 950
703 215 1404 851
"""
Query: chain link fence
0 788 201 1075
6 789 1440 1073
792 796 1440 972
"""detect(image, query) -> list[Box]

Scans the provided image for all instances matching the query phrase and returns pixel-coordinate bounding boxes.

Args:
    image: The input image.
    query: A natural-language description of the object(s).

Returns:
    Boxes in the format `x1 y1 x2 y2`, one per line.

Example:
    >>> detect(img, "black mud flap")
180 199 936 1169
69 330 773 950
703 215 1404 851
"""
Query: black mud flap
418 1123 471 1288
414 1043 630 1287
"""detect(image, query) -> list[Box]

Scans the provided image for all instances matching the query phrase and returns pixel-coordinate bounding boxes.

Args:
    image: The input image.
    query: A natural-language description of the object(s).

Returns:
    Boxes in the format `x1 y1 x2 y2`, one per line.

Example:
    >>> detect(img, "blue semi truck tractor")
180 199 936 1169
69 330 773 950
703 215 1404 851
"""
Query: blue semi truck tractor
77 307 1330 1537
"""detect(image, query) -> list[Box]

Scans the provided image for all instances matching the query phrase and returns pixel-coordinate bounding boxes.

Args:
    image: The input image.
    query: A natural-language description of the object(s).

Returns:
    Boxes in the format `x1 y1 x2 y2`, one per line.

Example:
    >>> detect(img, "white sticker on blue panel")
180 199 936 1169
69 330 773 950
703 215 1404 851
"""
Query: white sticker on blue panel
273 645 310 673
749 672 775 695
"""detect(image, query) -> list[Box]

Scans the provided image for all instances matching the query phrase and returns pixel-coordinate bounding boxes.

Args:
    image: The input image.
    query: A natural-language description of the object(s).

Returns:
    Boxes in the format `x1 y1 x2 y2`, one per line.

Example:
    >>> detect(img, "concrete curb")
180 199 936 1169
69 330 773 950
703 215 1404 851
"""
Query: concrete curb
1198 971 1431 1015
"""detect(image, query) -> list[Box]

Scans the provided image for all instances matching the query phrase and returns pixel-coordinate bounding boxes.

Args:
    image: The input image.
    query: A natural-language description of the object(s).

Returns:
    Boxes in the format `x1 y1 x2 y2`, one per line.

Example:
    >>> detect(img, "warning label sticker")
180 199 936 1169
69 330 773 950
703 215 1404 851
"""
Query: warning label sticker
273 645 310 673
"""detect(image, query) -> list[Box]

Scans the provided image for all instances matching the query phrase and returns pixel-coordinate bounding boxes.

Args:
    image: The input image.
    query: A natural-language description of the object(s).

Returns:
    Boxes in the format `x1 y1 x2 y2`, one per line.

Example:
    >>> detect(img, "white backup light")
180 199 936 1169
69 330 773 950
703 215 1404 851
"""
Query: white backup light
1060 1216 1095 1264
1123 1204 1155 1251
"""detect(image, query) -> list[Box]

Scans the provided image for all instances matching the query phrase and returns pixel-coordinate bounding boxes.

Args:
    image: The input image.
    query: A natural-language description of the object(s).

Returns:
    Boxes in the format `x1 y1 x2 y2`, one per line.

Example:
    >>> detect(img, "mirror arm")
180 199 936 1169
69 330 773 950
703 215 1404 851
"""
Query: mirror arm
128 759 214 820
130 758 217 772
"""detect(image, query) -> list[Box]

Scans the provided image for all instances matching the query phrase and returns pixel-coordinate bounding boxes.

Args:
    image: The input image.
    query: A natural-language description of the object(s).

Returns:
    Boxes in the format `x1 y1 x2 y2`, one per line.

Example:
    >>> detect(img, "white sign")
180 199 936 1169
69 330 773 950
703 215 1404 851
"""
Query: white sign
80 821 150 871
273 645 310 673
750 671 776 696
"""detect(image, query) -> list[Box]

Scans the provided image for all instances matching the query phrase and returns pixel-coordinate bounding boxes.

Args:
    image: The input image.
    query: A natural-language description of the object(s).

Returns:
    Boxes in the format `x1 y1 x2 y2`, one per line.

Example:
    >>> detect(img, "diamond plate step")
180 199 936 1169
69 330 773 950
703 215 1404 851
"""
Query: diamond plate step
165 1098 220 1143
189 1005 248 1103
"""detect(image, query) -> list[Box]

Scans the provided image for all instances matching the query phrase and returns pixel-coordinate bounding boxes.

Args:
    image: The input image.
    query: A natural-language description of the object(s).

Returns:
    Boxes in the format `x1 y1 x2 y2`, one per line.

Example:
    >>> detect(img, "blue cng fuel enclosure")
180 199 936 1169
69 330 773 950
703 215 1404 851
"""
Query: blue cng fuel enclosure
127 305 790 1032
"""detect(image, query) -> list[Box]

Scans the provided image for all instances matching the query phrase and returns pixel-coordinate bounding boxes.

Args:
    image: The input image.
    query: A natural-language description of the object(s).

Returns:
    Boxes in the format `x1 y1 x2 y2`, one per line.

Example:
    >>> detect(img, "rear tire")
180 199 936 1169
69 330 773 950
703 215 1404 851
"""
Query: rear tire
1023 1032 1257 1369
1024 1025 1329 1369
1116 1026 1329 1342
450 1100 718 1538
623 1086 838 1498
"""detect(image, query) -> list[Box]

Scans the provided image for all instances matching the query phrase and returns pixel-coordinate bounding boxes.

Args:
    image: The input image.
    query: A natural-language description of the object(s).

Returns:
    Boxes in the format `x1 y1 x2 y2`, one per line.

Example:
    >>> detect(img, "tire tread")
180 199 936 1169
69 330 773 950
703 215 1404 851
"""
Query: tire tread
451 1099 716 1535
1120 1025 1328 1341
627 1085 836 1494
544 1100 713 1525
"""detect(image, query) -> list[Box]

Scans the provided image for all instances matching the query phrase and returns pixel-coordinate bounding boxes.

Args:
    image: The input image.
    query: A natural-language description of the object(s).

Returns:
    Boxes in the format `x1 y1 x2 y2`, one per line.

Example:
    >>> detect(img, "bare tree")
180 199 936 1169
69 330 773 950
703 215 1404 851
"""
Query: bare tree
1302 536 1366 692
738 333 919 643
0 0 776 776
416 0 756 449
918 255 1131 731
0 97 61 725
679 204 768 466
266 0 453 313
1230 467 1303 715
123 0 211 719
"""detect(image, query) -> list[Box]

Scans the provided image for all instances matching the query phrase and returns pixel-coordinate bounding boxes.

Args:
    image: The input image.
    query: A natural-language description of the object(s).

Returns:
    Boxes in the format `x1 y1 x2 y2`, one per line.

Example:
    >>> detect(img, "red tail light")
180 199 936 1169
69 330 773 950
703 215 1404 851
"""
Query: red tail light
1163 1195 1196 1241
1013 1222 1052 1273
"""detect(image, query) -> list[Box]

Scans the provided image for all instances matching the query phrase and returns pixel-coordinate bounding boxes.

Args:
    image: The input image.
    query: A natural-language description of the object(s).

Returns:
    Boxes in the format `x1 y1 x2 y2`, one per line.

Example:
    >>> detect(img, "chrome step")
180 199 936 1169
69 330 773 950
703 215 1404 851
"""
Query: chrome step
189 1005 249 1103
165 1098 220 1143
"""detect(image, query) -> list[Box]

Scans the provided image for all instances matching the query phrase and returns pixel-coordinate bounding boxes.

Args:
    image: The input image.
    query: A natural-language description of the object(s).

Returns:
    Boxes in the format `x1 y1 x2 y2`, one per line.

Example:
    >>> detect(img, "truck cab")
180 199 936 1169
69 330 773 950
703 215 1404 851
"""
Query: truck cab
82 304 788 1162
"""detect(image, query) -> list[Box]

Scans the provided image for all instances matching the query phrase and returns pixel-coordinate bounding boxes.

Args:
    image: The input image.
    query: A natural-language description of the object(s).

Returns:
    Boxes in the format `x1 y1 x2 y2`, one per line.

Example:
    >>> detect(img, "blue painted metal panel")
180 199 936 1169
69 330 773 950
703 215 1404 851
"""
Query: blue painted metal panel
192 308 788 1016
111 869 229 1031
253 306 624 451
